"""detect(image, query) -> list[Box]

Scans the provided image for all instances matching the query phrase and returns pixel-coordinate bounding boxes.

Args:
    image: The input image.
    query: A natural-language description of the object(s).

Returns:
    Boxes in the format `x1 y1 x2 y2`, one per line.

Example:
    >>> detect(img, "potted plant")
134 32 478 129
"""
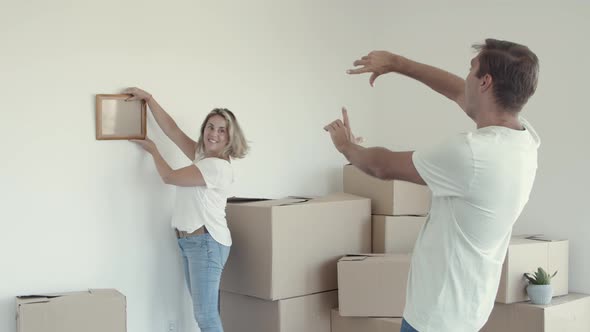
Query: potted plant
523 267 558 305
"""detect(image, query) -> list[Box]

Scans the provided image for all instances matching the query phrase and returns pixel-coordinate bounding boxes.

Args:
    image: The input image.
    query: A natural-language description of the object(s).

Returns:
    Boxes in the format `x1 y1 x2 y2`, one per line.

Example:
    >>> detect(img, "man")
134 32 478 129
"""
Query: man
324 39 540 332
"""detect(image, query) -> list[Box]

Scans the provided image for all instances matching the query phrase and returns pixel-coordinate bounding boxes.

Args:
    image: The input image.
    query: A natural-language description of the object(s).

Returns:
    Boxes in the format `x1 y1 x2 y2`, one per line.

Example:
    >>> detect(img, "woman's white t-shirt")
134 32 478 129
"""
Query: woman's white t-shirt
170 157 234 246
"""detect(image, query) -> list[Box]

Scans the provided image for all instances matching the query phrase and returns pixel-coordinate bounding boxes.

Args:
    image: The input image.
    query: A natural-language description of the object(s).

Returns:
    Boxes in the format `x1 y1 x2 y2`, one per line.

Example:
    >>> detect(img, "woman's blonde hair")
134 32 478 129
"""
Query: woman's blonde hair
196 108 249 159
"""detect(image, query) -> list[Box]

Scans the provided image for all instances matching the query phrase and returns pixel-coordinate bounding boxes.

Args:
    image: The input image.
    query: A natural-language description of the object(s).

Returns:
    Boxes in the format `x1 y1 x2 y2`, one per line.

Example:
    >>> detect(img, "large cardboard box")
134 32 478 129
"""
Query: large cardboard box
481 293 590 332
221 290 338 332
331 309 402 332
372 215 426 254
343 164 431 216
221 193 371 300
497 236 568 304
16 289 126 332
337 254 410 317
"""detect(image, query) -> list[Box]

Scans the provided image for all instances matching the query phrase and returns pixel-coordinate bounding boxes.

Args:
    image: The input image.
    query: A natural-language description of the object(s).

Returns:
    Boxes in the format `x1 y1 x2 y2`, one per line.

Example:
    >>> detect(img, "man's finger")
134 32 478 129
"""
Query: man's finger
353 59 368 67
369 73 380 87
342 107 350 128
346 67 371 75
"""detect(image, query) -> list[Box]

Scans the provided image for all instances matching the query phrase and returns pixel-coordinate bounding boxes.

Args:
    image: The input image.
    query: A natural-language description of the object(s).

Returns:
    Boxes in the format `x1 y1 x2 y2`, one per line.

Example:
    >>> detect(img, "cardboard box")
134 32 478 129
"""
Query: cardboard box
16 289 126 332
372 215 425 254
331 309 402 332
221 290 338 332
497 236 568 304
337 254 410 317
481 293 590 332
343 164 431 216
221 193 371 300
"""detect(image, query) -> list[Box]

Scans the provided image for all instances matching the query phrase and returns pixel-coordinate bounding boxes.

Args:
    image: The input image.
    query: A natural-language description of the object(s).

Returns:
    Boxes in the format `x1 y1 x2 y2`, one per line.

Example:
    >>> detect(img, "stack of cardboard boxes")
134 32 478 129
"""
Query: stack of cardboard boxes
331 165 431 331
221 164 590 331
481 236 590 331
219 193 372 332
338 165 590 331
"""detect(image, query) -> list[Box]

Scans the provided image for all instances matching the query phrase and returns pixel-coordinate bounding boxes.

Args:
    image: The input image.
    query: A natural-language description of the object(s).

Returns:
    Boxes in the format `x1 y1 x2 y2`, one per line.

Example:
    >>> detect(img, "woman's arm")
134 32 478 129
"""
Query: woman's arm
124 87 198 160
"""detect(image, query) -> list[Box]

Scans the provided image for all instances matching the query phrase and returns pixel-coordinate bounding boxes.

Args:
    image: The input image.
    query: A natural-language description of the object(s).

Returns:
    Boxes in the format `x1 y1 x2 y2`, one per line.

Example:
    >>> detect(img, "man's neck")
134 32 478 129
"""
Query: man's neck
475 105 523 130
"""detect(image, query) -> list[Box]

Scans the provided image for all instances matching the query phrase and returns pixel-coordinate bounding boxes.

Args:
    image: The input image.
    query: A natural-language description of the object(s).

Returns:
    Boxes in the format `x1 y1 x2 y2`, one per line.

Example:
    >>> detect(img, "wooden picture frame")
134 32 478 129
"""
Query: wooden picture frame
96 94 146 140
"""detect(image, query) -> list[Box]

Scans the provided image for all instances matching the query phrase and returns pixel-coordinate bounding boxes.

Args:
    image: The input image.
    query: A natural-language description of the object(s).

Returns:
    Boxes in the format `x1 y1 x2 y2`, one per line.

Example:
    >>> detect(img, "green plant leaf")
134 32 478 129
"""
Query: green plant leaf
523 273 537 283
526 267 553 285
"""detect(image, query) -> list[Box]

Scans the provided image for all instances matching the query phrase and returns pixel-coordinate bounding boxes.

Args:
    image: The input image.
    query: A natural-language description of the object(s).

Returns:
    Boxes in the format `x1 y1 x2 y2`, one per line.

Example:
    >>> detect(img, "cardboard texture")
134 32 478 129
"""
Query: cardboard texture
16 289 126 332
372 215 426 254
331 309 402 332
221 193 371 300
481 293 590 332
496 236 569 304
337 254 410 317
343 164 431 216
221 291 338 332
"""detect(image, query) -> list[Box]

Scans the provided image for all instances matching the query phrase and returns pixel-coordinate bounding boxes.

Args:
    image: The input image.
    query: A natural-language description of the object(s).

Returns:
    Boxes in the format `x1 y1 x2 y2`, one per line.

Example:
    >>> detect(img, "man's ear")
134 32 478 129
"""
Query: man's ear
480 74 493 93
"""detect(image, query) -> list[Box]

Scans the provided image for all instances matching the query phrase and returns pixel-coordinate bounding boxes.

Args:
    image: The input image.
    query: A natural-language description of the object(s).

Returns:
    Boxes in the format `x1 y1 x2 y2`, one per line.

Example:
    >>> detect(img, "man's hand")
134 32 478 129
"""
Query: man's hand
130 137 157 154
347 51 405 87
324 107 363 154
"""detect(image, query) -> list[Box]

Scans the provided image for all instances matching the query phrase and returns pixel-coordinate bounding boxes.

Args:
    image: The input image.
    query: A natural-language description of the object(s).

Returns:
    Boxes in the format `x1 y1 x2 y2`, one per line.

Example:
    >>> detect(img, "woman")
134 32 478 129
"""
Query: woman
124 87 248 332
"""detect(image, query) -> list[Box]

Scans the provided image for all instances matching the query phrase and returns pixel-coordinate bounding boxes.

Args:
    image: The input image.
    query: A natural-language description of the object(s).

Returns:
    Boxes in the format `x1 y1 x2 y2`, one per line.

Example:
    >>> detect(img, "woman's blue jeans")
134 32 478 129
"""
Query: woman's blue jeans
178 233 231 332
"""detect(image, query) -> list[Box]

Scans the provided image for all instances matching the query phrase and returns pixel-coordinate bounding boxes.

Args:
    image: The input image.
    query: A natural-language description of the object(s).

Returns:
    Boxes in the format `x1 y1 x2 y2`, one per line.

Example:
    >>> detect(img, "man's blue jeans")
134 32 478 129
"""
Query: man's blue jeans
401 318 419 332
178 233 231 332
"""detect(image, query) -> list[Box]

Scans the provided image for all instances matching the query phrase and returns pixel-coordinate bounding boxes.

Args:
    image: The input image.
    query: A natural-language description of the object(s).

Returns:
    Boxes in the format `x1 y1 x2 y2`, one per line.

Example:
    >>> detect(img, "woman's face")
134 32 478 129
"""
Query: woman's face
203 114 229 156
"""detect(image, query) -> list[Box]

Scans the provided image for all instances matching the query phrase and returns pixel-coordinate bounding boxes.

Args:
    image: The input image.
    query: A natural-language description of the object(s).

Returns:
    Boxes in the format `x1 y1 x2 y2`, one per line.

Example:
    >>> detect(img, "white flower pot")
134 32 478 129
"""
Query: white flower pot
526 284 553 305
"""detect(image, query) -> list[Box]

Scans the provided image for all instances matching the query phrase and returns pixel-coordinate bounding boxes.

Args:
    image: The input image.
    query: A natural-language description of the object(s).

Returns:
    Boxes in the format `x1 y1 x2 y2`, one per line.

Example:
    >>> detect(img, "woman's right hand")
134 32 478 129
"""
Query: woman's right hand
122 87 152 101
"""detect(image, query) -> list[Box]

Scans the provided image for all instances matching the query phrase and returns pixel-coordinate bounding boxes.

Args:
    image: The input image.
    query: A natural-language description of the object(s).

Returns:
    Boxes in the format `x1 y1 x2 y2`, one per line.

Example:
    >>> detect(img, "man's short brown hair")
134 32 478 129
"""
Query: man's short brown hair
473 39 539 112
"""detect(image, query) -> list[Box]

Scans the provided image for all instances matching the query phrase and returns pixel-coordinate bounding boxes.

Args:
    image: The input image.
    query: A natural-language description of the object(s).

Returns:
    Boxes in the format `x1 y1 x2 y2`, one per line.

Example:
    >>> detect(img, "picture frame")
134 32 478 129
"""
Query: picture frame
95 94 146 140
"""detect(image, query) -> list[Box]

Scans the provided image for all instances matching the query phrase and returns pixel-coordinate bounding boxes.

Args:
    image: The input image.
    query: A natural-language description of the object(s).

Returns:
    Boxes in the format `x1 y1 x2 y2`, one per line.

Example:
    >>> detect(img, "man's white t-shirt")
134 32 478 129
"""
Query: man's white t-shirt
404 118 540 332
170 157 234 246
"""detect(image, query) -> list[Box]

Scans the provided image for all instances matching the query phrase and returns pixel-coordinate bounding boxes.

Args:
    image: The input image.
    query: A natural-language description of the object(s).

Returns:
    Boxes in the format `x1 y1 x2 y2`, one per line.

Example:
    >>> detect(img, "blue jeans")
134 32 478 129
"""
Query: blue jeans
178 233 231 332
401 318 419 332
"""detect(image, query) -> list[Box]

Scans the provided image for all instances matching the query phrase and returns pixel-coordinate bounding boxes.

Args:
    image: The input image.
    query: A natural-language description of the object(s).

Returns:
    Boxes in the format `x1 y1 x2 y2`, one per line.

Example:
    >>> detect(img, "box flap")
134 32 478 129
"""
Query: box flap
227 197 272 203
513 234 568 242
339 253 388 261
227 193 367 209
339 255 368 262
16 289 123 306
227 197 306 207
16 290 91 306
16 297 52 306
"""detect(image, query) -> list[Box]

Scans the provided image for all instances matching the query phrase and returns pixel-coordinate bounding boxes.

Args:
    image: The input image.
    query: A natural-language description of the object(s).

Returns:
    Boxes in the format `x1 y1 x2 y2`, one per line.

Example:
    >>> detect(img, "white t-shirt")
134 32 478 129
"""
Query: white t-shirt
404 118 540 332
170 157 234 246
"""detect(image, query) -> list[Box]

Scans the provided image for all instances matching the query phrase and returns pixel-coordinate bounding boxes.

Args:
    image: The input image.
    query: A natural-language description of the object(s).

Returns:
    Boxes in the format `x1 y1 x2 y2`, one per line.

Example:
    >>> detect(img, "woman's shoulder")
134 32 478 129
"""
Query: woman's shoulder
197 157 232 169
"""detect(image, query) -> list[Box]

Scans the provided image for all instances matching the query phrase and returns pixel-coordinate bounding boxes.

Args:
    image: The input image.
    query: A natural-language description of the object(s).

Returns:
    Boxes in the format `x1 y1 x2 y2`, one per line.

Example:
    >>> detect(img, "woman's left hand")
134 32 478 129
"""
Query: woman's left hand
130 137 157 154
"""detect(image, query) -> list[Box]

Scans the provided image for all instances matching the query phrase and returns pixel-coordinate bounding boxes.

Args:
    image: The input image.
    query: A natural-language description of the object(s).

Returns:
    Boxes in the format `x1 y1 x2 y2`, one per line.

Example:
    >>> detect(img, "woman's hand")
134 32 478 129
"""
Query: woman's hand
130 137 157 154
122 87 152 101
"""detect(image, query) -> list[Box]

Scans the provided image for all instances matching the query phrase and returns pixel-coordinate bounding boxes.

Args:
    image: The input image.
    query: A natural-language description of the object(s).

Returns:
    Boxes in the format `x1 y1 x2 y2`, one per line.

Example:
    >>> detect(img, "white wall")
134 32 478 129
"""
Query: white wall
1 1 588 332
0 1 381 331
